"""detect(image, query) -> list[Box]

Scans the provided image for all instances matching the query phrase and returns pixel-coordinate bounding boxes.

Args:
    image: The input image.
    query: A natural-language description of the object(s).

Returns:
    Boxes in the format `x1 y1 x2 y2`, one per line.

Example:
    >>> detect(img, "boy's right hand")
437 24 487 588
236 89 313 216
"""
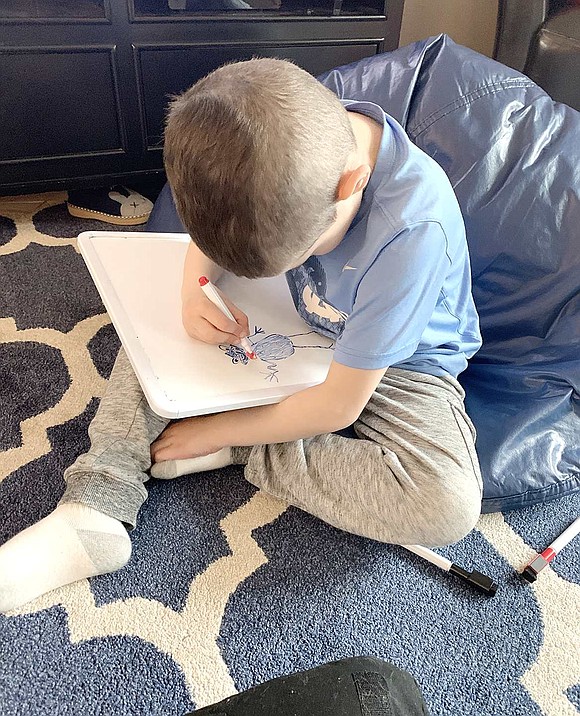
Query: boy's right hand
182 287 250 345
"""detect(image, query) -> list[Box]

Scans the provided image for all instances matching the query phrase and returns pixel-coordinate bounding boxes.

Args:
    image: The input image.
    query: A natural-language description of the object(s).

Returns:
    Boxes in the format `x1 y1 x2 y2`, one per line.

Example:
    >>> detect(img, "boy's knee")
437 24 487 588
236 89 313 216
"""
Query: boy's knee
366 477 481 547
420 478 482 547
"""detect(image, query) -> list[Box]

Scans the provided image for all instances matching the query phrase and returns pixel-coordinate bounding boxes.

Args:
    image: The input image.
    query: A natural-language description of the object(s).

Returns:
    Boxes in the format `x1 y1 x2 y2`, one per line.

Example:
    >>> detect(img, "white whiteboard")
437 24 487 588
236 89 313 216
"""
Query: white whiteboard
77 231 334 418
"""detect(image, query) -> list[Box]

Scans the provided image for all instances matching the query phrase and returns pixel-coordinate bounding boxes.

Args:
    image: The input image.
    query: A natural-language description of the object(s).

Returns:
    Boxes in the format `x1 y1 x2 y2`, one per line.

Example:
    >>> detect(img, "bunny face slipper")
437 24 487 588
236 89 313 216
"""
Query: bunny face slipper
67 185 154 225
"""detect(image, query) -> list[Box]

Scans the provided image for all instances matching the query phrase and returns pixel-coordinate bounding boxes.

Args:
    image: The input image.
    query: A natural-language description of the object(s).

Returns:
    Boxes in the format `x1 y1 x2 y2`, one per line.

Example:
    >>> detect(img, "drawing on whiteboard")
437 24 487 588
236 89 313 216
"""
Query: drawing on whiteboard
219 327 334 382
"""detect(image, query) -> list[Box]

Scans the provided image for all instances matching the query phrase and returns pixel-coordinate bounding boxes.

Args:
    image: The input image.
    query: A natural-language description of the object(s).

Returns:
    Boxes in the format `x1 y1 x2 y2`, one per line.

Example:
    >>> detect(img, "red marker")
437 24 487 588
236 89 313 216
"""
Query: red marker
522 515 580 582
198 276 256 359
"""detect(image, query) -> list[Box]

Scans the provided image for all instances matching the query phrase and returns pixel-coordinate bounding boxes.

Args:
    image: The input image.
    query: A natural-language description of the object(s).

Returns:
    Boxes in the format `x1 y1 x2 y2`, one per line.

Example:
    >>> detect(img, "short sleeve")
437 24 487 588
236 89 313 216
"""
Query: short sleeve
333 221 452 370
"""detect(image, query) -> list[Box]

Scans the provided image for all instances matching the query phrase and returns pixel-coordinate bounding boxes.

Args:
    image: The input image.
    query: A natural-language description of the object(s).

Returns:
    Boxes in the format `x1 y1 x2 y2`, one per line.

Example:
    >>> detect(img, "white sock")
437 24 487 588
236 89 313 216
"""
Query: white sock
0 503 131 614
150 447 233 480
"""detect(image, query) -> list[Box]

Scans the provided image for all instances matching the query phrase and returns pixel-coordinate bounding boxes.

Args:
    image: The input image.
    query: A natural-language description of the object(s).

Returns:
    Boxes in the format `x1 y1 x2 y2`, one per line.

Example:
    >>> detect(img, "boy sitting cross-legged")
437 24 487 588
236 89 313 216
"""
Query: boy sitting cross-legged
0 58 482 614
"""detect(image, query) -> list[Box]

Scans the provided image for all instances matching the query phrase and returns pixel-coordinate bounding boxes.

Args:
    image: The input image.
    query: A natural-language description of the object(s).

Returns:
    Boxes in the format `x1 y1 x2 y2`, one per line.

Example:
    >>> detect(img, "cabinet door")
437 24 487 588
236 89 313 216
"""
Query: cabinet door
0 48 124 162
0 46 130 190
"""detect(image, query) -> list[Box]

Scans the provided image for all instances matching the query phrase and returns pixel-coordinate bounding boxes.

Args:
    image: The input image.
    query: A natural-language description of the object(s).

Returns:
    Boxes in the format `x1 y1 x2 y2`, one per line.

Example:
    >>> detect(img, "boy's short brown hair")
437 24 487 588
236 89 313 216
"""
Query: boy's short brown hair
163 57 355 279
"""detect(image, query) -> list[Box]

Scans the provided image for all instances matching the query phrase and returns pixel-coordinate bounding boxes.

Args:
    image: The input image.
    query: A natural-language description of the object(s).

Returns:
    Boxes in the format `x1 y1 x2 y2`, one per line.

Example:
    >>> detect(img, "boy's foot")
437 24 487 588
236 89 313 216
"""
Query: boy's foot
0 503 131 614
151 447 233 479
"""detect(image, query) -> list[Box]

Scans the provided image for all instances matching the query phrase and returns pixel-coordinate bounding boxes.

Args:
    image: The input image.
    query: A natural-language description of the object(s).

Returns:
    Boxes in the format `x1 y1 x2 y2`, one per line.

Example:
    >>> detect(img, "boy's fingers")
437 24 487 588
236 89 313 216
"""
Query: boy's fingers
214 288 250 337
195 317 241 345
203 300 243 336
224 300 250 337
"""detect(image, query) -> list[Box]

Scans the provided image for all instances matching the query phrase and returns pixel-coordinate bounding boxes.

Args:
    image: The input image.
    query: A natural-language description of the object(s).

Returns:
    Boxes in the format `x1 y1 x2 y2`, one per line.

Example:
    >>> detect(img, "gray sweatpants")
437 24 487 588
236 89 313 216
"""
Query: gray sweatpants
60 347 482 547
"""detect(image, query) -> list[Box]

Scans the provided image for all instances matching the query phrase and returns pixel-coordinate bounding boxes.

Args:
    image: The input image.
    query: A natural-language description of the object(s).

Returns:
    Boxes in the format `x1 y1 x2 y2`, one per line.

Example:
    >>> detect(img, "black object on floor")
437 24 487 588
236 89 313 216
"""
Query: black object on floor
67 185 153 225
189 656 429 715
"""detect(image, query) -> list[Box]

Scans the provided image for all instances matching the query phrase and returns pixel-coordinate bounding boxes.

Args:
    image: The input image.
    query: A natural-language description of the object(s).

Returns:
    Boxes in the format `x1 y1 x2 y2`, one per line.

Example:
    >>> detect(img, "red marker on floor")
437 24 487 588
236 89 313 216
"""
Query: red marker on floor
198 276 256 359
522 515 580 582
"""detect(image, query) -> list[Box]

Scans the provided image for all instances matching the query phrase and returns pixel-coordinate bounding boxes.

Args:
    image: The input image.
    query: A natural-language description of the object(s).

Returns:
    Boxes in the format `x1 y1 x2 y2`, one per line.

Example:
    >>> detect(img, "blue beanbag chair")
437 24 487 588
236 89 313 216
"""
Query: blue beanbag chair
148 34 580 513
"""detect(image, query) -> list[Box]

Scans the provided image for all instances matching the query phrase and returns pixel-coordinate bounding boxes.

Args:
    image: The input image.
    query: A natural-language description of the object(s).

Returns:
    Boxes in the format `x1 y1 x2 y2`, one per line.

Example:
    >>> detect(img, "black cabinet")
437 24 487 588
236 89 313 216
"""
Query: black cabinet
0 0 404 194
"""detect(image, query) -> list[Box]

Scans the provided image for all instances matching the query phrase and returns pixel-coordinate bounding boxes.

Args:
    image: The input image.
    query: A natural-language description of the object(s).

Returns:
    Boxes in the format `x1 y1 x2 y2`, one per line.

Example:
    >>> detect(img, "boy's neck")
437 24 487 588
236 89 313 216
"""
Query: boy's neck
288 110 384 265
311 112 383 256
348 110 383 173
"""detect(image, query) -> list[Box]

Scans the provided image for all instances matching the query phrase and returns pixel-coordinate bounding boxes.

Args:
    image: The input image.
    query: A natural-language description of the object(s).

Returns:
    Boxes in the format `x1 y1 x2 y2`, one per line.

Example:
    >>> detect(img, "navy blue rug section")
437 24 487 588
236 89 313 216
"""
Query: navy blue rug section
0 193 579 716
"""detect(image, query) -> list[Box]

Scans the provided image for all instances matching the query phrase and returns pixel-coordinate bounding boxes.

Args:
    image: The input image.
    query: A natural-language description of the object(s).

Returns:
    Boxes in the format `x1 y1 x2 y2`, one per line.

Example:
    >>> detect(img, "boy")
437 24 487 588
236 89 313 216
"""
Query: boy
0 58 482 614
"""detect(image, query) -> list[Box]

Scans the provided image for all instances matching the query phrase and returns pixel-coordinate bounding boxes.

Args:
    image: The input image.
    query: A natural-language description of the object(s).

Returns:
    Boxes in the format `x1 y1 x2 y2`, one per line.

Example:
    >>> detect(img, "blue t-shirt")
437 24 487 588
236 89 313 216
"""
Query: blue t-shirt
285 99 481 379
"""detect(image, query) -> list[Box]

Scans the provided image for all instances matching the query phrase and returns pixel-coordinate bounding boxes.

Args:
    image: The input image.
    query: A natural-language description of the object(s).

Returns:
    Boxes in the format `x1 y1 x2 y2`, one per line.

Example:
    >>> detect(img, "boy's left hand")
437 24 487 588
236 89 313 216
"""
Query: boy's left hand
151 416 224 463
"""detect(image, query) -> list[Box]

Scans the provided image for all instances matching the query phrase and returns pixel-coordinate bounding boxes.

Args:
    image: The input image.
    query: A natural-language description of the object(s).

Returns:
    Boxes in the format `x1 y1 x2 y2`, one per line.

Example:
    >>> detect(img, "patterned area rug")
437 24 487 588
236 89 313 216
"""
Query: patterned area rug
1 192 579 716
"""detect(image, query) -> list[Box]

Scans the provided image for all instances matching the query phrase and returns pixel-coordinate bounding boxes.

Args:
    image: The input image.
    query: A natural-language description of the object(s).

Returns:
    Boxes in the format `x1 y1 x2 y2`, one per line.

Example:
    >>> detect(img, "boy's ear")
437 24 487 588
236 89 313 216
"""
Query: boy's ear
336 165 371 201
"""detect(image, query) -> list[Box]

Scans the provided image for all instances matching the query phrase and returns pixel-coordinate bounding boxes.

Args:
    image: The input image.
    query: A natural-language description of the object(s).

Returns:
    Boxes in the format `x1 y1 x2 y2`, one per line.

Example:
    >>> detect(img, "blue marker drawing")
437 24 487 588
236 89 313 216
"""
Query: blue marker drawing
220 327 333 382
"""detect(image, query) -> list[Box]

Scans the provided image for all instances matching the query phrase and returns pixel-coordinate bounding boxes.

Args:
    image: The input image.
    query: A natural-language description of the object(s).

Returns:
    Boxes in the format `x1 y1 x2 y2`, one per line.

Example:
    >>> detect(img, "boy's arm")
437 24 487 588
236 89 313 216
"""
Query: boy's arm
207 359 386 447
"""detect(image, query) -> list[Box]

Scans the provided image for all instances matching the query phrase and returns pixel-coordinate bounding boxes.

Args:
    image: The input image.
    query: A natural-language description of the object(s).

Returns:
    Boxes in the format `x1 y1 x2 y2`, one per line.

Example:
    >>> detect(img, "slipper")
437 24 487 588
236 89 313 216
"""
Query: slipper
67 185 153 225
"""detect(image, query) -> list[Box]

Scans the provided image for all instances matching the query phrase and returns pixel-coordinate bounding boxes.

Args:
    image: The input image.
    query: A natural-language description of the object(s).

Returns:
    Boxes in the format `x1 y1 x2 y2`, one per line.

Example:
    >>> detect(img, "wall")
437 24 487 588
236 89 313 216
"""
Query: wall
399 0 499 57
